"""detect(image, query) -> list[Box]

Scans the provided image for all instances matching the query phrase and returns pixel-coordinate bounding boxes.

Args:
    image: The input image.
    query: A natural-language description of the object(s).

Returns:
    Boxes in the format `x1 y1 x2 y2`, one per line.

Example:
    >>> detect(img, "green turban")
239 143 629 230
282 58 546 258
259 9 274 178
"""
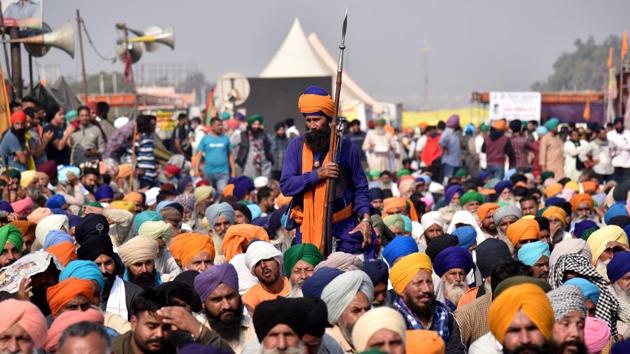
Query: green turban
480 123 490 132
79 201 104 216
383 214 405 232
0 224 23 254
375 117 386 126
460 191 484 207
396 169 411 179
541 171 555 183
454 168 468 178
544 118 560 131
368 170 381 179
247 114 264 128
283 243 323 276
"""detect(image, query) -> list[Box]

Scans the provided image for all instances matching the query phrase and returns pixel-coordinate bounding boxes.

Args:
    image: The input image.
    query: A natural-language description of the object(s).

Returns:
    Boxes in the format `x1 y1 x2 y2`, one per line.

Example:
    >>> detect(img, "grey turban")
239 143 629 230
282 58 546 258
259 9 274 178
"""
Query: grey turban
321 270 374 325
205 202 235 228
547 285 586 321
493 205 522 225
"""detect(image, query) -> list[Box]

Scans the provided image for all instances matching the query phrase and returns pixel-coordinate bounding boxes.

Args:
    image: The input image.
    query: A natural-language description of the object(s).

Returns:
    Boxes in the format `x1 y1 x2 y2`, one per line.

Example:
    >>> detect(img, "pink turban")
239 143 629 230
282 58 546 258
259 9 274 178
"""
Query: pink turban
584 317 610 354
27 207 52 224
44 308 104 353
11 197 35 218
0 299 47 349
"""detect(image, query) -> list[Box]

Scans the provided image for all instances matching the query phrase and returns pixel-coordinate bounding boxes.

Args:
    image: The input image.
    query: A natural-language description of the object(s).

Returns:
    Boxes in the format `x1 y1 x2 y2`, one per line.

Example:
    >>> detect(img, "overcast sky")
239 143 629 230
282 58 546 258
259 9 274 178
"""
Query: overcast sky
36 0 630 109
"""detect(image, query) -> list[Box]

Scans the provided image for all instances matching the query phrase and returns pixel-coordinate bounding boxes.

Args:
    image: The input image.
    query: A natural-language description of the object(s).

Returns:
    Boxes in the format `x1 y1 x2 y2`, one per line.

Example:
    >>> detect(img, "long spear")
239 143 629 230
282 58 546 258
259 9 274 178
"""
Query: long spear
322 12 348 257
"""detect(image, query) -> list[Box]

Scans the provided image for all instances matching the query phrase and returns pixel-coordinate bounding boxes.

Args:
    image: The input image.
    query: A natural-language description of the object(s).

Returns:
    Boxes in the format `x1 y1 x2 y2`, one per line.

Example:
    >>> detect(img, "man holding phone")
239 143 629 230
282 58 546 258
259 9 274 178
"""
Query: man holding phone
69 106 105 165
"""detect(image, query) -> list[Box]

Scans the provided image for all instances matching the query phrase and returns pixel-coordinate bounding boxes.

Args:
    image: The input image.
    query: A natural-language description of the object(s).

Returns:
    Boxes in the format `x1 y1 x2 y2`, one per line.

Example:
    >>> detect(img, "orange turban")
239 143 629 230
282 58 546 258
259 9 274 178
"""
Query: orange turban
298 92 335 118
11 220 36 239
382 197 418 222
488 283 554 342
406 330 445 354
123 192 143 206
46 241 77 266
276 194 292 208
478 203 500 221
118 164 132 178
223 184 235 197
582 181 598 194
545 183 563 198
571 193 594 212
46 278 95 317
542 206 567 221
168 232 215 266
506 218 540 247
221 224 269 261
492 119 507 131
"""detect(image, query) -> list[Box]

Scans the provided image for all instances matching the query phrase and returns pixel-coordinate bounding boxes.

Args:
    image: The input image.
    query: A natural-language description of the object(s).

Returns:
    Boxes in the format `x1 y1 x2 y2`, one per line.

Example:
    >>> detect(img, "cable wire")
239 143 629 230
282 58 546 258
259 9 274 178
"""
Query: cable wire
81 19 116 63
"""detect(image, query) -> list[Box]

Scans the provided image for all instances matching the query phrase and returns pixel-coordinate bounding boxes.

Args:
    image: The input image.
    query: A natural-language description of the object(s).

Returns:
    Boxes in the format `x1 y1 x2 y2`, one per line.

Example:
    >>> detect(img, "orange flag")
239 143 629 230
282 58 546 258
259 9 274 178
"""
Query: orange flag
622 31 628 61
0 66 11 136
583 98 591 121
609 47 614 69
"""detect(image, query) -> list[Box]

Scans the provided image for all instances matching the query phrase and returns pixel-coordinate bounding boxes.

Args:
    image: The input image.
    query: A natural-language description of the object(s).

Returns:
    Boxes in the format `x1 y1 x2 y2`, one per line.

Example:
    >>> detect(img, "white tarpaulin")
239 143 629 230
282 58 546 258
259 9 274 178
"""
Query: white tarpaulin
489 91 541 121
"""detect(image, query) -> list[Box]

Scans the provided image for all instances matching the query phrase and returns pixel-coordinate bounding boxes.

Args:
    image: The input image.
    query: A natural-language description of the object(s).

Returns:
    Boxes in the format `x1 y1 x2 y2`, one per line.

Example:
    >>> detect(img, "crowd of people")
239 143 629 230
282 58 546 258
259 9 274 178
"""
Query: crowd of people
0 85 630 354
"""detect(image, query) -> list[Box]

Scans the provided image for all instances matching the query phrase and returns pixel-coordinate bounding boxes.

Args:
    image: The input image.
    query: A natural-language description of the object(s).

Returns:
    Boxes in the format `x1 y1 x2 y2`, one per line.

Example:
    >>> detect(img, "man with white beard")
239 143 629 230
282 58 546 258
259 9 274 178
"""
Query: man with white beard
431 245 474 311
586 225 629 280
607 251 630 339
282 244 323 297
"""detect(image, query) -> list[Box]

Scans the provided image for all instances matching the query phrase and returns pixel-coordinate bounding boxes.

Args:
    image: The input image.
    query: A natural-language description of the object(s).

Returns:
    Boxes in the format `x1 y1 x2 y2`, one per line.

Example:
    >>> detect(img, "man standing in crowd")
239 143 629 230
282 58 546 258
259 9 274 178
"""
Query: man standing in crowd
540 118 565 179
235 114 273 178
70 106 105 165
439 114 462 180
271 122 289 181
173 113 193 160
196 118 236 193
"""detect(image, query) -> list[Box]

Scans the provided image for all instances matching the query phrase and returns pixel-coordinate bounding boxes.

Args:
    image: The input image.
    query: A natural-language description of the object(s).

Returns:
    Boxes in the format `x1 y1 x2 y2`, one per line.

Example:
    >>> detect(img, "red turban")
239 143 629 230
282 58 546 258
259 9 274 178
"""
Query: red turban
11 111 26 124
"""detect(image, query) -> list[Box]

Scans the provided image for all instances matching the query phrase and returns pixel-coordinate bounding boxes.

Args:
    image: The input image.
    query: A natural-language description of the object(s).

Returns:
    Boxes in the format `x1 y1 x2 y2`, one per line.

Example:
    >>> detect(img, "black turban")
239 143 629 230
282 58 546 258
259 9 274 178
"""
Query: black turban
299 297 330 337
77 233 115 261
158 281 202 313
253 298 307 341
425 234 458 261
476 238 512 278
75 214 110 245
363 259 389 286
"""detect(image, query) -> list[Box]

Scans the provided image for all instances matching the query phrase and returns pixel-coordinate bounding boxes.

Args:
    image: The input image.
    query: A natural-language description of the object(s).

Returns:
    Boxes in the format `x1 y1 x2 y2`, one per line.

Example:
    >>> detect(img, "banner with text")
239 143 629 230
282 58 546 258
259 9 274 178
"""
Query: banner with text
489 91 541 121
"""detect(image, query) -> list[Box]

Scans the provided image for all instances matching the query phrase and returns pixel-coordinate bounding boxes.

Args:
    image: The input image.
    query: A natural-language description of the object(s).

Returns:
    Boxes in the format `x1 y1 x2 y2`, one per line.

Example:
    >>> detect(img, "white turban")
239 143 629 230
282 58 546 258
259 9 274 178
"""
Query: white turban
447 210 486 245
321 270 374 325
420 211 444 231
230 253 259 295
352 307 407 352
35 215 69 248
244 241 283 275
549 238 592 269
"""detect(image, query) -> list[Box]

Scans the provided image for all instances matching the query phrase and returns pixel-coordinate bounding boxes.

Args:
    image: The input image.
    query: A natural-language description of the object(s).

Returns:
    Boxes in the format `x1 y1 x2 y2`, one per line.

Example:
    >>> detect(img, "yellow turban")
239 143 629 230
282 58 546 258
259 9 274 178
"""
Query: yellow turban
587 225 629 265
137 220 173 243
545 183 563 198
389 252 432 295
117 236 159 267
20 170 37 189
565 181 579 193
506 218 540 247
542 206 567 221
108 201 135 213
168 232 215 266
194 186 215 202
488 283 554 343
123 192 143 206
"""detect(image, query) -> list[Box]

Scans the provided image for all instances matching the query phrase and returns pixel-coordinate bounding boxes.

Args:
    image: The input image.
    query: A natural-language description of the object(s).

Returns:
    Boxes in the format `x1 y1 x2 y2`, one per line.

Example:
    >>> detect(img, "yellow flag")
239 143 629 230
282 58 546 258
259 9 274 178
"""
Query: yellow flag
622 30 629 61
583 98 591 121
0 66 11 136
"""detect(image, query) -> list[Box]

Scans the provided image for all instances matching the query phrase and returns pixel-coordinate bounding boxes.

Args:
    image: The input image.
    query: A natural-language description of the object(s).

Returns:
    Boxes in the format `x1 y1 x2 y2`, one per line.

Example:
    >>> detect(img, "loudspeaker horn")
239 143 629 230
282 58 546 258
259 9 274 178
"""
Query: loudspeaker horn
4 21 75 58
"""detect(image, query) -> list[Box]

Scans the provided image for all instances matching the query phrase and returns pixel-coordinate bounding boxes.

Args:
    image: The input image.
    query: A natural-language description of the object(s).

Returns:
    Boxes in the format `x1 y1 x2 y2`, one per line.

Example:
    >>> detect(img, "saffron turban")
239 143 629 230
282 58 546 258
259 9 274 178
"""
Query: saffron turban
117 163 133 178
44 308 103 353
546 285 586 321
20 170 37 188
406 330 445 354
382 197 407 216
352 307 407 352
244 240 283 274
545 183 564 198
493 205 522 225
587 225 628 265
444 184 463 205
383 235 419 266
321 270 374 325
27 207 52 224
298 86 335 118
117 236 159 267
282 243 322 277
390 252 432 295
35 214 69 248
205 202 235 228
492 118 507 131
10 220 35 240
571 193 594 212
459 191 484 206
253 298 308 341
452 225 477 249
549 238 592 268
193 263 239 302
584 317 611 354
420 211 445 231
432 246 474 277
123 191 143 206
46 278 95 317
302 267 343 298
11 197 35 217
314 251 364 272
169 232 215 267
363 259 389 286
476 238 512 278
477 202 500 221
194 186 215 202
607 251 630 283
564 278 600 305
46 242 76 266
506 218 540 246
221 224 269 261
138 220 173 243
488 283 554 342
517 241 550 266
0 224 22 254
582 181 598 194
542 205 567 221
0 299 47 349
45 194 66 209
59 260 105 294
133 210 163 233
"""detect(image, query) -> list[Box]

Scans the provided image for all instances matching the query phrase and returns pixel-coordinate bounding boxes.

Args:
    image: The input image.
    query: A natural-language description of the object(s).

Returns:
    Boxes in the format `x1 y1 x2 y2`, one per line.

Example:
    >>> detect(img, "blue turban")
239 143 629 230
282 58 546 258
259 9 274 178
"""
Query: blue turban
452 225 477 250
544 117 560 131
494 180 513 195
517 241 550 266
444 184 463 205
400 215 412 233
433 246 474 277
58 165 80 184
133 211 163 233
156 200 175 213
247 204 262 220
363 259 389 286
94 185 114 201
383 235 419 266
564 277 600 305
0 201 13 213
68 215 82 230
573 220 599 239
605 202 628 224
302 267 343 298
43 230 74 249
478 170 491 181
231 176 254 200
45 195 66 209
464 123 475 136
545 197 565 207
59 260 105 294
607 252 630 283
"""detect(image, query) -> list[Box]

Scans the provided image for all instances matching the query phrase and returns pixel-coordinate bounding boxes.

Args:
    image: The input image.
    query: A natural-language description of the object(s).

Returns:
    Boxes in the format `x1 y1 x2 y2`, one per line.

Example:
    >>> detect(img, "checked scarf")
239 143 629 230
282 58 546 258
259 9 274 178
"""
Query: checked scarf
392 294 451 342
549 253 619 337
